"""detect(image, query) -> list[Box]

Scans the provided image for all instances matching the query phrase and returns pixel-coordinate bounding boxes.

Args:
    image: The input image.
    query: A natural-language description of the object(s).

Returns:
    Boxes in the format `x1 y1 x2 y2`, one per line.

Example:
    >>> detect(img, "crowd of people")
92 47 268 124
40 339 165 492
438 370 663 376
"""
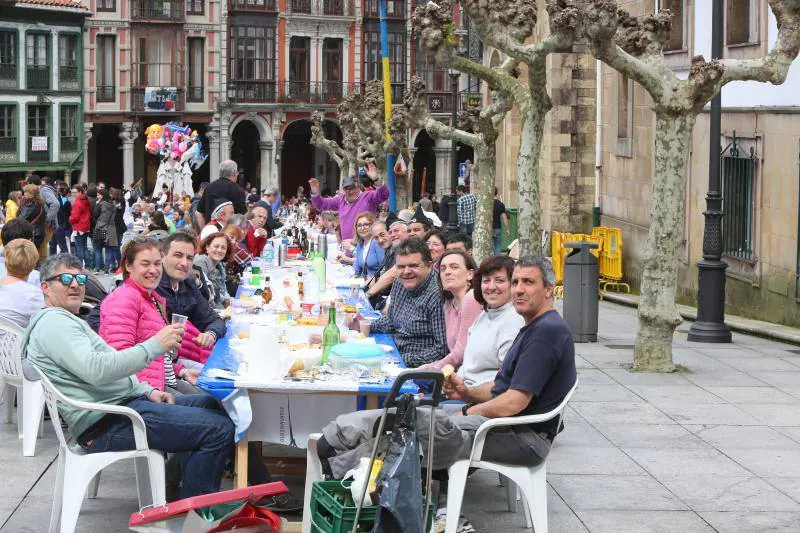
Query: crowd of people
0 160 574 529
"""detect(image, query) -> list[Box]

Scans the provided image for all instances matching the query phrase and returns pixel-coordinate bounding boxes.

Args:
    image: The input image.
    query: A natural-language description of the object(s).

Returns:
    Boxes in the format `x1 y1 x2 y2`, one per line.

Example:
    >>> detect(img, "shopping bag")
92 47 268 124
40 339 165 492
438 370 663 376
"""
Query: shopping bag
372 394 423 533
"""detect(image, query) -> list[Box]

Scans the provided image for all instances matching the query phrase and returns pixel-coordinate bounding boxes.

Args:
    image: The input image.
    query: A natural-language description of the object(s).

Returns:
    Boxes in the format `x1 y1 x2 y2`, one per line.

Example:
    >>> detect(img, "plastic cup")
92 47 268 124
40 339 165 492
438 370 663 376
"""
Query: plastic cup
172 313 188 325
359 318 373 337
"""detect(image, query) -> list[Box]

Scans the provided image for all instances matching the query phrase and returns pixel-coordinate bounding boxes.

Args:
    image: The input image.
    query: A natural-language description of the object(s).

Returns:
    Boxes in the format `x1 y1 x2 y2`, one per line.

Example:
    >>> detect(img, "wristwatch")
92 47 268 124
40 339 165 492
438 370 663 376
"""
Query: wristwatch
462 404 470 416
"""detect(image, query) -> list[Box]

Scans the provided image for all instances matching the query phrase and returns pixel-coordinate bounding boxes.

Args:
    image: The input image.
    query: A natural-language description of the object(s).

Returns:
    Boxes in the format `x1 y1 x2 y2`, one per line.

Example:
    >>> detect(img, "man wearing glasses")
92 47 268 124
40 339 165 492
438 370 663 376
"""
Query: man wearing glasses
23 253 236 498
358 237 447 367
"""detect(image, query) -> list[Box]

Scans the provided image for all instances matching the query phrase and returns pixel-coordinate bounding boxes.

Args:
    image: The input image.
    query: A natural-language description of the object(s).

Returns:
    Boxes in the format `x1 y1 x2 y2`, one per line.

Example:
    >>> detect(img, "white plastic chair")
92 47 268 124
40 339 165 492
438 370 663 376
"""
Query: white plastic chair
445 380 578 533
30 364 166 533
0 316 45 456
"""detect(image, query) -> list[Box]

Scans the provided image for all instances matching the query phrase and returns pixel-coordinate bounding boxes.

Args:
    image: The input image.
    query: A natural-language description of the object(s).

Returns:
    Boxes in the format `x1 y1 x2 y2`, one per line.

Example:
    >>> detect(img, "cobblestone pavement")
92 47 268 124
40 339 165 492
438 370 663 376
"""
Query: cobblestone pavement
2 299 800 532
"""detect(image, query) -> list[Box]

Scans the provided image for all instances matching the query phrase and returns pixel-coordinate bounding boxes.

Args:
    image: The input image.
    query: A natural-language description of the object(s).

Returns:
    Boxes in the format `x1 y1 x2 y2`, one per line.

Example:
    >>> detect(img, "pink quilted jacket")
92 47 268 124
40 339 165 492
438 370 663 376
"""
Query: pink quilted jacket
99 278 210 390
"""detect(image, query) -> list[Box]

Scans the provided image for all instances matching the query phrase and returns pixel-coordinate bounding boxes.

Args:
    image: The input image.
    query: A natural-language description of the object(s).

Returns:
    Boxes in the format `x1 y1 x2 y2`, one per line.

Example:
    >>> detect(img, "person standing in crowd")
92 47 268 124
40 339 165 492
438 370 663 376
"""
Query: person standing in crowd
492 187 511 255
263 186 281 216
69 184 92 268
0 219 41 284
363 238 447 367
0 239 44 327
351 212 384 279
28 175 60 260
5 191 21 221
20 184 46 251
308 166 389 242
456 185 477 235
194 232 232 308
24 253 234 500
106 188 127 269
420 250 482 375
93 188 118 273
197 160 247 228
418 192 433 212
50 182 72 255
200 199 234 241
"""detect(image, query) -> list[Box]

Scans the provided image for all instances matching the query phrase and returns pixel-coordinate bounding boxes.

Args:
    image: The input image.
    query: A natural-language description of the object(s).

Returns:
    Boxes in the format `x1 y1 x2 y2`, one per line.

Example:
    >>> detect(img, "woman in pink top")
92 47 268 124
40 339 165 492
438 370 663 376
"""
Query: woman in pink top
421 250 483 371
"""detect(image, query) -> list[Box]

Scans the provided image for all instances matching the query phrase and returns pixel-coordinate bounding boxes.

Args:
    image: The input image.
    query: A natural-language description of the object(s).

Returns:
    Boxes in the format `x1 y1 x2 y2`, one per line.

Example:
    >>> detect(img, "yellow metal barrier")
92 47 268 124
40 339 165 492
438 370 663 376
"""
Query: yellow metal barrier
592 226 630 293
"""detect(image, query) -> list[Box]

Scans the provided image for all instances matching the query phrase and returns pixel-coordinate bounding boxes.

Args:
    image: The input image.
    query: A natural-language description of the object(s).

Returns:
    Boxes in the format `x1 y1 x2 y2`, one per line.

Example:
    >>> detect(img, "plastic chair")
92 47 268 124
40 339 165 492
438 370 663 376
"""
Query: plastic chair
445 380 578 533
0 317 45 457
29 364 166 533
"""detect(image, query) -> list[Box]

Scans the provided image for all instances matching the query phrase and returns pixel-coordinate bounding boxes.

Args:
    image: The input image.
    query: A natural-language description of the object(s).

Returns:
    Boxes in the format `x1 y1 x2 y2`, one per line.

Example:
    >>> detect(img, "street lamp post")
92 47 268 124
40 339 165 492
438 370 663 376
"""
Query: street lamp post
446 68 460 233
688 0 731 343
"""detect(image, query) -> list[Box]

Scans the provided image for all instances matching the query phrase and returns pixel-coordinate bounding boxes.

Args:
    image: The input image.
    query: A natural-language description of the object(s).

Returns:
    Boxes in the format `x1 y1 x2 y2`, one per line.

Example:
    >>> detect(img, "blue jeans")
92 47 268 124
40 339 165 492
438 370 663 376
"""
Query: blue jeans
50 227 70 255
93 244 105 271
458 223 474 235
493 228 502 255
106 245 121 272
82 394 234 499
74 233 90 268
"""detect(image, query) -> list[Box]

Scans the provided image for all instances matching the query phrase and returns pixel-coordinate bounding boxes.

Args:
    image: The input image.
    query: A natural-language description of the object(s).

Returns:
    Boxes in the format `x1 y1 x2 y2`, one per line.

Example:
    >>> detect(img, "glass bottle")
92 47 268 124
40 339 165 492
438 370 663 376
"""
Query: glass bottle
321 305 340 365
297 271 304 300
261 276 272 305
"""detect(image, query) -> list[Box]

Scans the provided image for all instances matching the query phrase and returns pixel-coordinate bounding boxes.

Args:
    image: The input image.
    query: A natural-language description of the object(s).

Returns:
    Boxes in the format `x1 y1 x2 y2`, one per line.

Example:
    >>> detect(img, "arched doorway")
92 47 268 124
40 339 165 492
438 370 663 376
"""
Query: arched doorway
413 130 435 201
280 120 313 199
231 120 260 190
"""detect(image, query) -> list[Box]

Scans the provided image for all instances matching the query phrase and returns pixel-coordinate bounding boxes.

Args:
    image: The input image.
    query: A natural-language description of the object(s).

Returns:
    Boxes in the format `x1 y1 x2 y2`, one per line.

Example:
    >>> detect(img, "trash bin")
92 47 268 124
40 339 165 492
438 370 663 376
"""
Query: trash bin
563 242 599 343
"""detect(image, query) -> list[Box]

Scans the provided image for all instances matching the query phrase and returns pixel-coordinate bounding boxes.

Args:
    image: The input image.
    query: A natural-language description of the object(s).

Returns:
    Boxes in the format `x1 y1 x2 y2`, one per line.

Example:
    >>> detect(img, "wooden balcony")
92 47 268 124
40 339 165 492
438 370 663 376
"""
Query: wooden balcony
27 66 50 90
131 0 185 22
229 0 276 11
0 63 17 90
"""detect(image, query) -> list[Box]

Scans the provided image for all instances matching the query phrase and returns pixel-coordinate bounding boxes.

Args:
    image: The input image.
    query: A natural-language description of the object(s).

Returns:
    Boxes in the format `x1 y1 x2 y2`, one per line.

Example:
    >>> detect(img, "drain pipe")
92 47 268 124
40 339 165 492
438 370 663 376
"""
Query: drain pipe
593 58 602 227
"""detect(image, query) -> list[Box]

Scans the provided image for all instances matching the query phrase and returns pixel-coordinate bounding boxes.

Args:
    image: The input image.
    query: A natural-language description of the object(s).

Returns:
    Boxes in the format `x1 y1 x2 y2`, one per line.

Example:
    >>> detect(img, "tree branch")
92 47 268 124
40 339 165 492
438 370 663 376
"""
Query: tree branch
721 0 800 85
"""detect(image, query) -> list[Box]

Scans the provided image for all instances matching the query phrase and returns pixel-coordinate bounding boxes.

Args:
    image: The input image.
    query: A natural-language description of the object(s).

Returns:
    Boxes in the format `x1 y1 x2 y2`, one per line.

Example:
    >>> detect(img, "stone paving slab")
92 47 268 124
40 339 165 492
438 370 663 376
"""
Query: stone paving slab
3 299 800 531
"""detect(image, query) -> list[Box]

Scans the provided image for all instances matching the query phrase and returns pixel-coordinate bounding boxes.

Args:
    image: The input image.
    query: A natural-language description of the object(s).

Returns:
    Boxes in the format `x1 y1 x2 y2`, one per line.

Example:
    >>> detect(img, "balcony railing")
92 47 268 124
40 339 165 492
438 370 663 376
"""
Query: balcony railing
322 0 343 15
28 137 50 161
0 64 17 89
187 85 204 102
229 0 277 10
228 80 277 103
96 85 115 102
359 81 404 104
59 65 79 91
288 0 311 13
0 137 16 162
130 87 185 112
27 66 50 90
60 136 78 161
131 0 185 22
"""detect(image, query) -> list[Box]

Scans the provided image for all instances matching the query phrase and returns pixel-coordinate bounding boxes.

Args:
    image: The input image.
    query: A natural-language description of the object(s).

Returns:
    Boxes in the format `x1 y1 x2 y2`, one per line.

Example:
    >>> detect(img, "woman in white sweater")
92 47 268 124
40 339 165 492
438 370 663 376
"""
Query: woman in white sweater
459 255 525 386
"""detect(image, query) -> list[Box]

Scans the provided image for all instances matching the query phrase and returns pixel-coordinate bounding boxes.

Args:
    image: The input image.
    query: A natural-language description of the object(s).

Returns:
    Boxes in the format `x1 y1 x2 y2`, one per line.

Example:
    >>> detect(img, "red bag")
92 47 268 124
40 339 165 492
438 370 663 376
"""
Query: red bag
208 502 282 532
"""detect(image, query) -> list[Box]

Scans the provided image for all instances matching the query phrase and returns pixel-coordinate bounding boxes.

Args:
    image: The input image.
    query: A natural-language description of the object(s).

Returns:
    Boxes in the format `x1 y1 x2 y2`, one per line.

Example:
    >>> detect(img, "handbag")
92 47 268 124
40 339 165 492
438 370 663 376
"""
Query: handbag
93 226 108 244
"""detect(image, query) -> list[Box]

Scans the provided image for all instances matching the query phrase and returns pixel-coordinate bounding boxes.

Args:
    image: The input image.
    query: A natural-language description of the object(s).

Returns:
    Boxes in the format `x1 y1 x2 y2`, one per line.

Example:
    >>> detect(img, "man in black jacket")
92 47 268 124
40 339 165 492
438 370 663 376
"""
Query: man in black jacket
196 160 247 228
157 231 226 351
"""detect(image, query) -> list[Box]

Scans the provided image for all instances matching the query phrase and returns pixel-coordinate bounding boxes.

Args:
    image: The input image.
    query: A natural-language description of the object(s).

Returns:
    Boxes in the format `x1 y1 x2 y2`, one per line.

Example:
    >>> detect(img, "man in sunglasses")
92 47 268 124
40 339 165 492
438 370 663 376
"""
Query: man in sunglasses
23 253 236 499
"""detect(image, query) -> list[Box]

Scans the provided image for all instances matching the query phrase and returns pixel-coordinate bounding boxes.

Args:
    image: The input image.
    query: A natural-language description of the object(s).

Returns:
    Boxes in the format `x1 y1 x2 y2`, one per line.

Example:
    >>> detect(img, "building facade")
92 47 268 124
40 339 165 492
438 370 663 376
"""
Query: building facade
82 0 221 192
0 0 88 197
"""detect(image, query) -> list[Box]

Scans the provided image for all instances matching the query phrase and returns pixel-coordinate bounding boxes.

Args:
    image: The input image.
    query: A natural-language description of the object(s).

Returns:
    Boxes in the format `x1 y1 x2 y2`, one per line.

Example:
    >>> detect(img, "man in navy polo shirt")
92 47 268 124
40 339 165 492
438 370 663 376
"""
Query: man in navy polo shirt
444 255 577 465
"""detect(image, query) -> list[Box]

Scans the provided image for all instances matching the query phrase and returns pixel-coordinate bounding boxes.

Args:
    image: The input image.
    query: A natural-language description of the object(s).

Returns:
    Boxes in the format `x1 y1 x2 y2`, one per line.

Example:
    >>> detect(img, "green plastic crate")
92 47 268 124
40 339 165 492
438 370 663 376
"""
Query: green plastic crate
309 480 434 533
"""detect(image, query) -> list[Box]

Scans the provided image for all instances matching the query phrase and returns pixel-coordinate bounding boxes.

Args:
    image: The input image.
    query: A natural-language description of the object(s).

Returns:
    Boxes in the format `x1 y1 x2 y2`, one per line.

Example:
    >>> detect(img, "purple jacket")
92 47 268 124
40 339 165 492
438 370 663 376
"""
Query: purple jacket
310 186 389 240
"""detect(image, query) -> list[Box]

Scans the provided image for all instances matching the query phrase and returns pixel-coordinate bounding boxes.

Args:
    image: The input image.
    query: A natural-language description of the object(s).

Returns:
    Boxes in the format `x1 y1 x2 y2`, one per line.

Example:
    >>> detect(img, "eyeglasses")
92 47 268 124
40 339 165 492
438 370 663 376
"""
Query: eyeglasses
356 223 371 228
46 273 88 286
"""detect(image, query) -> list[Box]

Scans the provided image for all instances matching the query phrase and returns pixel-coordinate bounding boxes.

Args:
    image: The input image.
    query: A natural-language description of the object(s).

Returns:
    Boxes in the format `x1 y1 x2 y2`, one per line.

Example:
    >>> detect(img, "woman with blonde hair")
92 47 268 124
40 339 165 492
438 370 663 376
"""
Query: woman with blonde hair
350 211 384 279
0 239 44 327
4 191 21 221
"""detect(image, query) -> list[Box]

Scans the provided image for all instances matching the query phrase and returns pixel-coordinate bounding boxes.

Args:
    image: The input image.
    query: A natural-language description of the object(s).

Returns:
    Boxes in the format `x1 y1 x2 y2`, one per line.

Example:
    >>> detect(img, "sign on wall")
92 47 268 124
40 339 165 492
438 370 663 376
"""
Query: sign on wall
30 137 48 151
143 87 178 112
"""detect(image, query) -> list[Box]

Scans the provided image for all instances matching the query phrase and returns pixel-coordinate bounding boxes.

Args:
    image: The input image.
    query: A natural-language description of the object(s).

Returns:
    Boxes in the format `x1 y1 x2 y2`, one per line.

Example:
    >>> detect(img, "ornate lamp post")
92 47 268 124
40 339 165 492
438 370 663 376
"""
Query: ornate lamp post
446 67 460 232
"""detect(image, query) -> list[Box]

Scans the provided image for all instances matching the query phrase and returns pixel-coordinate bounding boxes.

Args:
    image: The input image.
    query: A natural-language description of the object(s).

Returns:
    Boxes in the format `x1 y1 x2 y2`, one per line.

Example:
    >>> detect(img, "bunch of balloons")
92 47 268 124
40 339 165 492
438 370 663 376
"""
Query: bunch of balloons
144 122 207 170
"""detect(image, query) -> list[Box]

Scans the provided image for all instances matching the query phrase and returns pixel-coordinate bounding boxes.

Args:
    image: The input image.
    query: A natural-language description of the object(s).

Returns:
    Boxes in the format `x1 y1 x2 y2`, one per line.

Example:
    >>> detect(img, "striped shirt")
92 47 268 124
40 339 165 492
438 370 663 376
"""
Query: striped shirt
371 271 447 367
457 193 477 225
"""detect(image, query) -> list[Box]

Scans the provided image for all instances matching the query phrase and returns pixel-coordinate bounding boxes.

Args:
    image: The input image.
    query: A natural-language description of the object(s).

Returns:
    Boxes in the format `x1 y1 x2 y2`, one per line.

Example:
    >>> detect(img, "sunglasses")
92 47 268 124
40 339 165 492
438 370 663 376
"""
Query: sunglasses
46 273 88 286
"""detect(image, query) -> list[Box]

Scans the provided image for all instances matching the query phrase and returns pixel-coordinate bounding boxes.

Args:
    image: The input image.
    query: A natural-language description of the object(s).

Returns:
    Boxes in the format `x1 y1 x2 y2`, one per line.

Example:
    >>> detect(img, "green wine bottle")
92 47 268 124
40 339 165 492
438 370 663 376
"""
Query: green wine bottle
321 305 340 365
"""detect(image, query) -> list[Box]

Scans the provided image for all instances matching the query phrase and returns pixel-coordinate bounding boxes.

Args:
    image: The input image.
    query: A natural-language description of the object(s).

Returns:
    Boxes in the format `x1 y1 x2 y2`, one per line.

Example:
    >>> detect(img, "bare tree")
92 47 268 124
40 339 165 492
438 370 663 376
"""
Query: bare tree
400 76 513 261
566 0 800 371
310 80 413 201
423 0 580 255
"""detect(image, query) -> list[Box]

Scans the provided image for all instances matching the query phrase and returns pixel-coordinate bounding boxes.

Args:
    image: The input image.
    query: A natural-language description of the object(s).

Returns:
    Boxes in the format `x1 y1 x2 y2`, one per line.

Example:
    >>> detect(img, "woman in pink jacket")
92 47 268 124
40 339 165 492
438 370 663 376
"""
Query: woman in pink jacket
99 237 209 393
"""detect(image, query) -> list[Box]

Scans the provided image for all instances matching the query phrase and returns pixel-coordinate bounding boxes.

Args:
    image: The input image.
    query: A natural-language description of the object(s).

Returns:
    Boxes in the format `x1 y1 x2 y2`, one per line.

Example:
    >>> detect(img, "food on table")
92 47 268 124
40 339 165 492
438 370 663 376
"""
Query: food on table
288 360 304 375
